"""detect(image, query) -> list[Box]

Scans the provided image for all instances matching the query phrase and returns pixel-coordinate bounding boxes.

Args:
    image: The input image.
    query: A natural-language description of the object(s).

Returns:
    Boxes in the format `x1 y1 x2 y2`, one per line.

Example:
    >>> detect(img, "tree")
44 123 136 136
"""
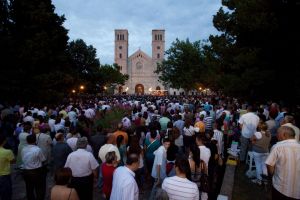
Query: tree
206 0 300 102
155 38 205 93
66 39 101 92
0 0 71 102
98 64 129 90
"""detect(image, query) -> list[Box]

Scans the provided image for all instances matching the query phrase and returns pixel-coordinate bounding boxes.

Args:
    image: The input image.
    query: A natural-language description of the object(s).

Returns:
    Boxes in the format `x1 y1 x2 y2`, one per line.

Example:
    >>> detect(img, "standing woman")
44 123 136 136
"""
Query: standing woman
51 167 79 200
101 152 117 199
188 144 201 188
251 121 271 185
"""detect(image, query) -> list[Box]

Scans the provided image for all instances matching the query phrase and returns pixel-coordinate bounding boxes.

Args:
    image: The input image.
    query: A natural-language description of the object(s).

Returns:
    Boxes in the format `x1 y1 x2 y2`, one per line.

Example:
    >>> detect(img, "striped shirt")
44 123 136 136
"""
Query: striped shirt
265 139 300 199
162 176 199 200
213 129 223 155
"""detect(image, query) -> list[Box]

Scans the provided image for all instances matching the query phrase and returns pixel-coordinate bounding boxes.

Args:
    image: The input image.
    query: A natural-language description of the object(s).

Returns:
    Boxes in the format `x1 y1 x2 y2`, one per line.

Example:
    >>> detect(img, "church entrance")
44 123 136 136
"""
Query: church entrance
135 84 144 95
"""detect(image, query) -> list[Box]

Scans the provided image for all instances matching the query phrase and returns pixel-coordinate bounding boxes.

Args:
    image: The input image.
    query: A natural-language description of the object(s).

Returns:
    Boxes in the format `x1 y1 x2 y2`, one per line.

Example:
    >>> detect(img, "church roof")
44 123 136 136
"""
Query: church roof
129 49 152 61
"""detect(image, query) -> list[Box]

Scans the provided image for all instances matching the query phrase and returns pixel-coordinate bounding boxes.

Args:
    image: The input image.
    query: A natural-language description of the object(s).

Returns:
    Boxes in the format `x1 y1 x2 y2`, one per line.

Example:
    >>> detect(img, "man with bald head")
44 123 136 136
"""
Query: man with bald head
265 126 300 200
113 123 128 145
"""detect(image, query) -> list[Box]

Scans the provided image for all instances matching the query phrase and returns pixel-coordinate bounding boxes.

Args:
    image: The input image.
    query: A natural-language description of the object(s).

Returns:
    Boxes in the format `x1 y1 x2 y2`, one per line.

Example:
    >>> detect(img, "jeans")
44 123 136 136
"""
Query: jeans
239 136 250 161
252 151 269 180
0 175 12 200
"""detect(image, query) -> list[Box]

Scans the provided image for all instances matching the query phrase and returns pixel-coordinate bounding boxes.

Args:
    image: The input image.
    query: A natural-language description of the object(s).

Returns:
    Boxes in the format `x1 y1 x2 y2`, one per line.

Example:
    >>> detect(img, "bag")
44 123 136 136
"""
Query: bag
200 173 210 193
199 160 210 193
218 156 223 166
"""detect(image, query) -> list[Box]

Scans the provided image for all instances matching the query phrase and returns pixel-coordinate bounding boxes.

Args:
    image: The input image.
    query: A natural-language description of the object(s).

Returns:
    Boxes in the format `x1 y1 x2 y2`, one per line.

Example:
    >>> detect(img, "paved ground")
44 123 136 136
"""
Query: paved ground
232 163 271 200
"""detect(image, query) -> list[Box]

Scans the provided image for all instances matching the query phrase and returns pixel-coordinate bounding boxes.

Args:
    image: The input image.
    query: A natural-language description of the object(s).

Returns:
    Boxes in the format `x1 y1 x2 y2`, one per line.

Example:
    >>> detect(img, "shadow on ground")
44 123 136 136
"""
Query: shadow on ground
232 164 271 200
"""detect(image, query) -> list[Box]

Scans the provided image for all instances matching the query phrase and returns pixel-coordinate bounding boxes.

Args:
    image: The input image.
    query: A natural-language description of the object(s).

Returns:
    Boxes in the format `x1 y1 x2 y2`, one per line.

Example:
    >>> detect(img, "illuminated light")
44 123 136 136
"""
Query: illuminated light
80 85 84 90
149 87 153 92
125 87 129 91
72 90 76 93
104 86 107 90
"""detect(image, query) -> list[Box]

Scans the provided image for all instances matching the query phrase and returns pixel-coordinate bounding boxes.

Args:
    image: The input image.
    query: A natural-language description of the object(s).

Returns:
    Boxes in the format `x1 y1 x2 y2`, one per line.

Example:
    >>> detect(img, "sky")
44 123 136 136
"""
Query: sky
52 0 222 65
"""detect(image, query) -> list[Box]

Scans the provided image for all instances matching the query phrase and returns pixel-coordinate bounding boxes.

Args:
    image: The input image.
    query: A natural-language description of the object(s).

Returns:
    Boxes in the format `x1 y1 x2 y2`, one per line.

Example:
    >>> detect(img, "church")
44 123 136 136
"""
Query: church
114 29 166 95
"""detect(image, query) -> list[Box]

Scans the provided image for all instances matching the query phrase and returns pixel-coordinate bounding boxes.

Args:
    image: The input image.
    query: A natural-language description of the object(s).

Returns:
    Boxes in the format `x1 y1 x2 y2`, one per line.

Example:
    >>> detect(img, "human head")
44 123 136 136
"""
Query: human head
175 155 191 179
54 167 72 185
277 126 295 141
105 151 117 164
162 137 171 150
76 137 88 149
126 153 140 171
26 134 36 145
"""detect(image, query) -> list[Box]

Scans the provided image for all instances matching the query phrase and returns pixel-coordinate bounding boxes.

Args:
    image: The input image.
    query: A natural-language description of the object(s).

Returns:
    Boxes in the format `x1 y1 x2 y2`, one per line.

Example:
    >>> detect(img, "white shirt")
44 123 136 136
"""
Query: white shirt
238 112 260 138
21 145 46 169
213 129 223 155
67 137 78 151
65 149 99 177
110 166 139 200
162 176 199 200
199 145 211 168
151 146 167 179
265 139 300 199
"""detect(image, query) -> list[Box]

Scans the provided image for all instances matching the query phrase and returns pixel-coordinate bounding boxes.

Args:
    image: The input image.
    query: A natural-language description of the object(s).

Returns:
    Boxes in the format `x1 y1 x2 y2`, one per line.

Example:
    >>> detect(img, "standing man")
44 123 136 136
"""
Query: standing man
110 153 140 200
238 105 259 162
265 126 300 200
22 134 47 200
65 137 99 200
0 134 15 200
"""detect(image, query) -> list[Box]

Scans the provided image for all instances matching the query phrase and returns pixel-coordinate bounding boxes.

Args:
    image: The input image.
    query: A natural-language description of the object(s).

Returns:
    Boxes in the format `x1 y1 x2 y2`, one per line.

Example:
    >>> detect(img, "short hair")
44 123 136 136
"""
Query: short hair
154 188 169 200
26 134 36 144
278 126 295 138
175 155 191 178
105 151 116 164
284 115 295 123
54 167 72 185
162 137 170 144
126 153 139 165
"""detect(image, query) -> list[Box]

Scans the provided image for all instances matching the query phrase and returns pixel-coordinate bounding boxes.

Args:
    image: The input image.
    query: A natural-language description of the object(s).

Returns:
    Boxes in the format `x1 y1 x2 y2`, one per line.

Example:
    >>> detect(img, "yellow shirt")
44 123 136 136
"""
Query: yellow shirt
0 147 14 175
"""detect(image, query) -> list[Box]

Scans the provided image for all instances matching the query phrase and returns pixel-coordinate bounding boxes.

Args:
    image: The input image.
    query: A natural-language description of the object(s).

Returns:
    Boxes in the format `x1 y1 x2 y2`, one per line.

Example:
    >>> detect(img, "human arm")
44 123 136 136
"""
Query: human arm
267 164 275 176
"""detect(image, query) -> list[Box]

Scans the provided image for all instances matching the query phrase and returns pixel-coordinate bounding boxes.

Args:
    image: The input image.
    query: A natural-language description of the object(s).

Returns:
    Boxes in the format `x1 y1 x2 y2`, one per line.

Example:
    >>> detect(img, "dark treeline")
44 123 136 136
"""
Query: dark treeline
0 0 127 103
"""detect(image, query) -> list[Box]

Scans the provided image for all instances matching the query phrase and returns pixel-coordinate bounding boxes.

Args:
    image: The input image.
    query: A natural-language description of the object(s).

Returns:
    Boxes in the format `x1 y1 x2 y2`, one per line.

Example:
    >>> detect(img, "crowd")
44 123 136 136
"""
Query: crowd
0 94 299 200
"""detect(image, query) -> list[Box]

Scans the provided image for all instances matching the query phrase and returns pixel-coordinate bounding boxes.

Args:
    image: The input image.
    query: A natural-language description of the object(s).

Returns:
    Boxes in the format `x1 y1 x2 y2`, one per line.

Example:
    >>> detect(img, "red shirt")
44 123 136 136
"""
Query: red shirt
102 163 116 198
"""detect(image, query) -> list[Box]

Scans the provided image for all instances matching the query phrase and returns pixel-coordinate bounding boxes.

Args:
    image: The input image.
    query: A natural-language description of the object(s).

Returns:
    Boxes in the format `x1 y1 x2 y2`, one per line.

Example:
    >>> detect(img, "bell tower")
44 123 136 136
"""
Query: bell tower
152 29 165 65
114 29 129 74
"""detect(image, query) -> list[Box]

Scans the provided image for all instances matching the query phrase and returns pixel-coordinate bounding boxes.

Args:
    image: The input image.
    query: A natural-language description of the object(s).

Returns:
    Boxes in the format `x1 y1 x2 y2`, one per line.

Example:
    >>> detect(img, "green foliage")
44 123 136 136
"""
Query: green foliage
94 106 130 131
0 0 71 102
155 38 205 92
204 0 300 101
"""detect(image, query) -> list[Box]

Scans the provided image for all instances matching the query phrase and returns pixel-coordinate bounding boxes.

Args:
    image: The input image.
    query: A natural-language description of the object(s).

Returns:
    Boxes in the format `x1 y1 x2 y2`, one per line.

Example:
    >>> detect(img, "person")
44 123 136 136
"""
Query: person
16 121 31 168
21 134 47 200
110 153 140 200
145 129 161 178
51 167 79 200
52 132 72 171
0 134 15 200
113 123 128 145
281 115 300 142
188 144 201 188
151 137 171 185
238 105 260 162
101 151 117 199
65 137 99 200
250 121 271 185
162 156 199 200
265 126 300 200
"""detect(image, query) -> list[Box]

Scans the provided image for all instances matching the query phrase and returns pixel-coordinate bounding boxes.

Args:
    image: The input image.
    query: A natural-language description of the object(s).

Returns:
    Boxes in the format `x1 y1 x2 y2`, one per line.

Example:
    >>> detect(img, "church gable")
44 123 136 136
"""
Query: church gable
129 49 152 62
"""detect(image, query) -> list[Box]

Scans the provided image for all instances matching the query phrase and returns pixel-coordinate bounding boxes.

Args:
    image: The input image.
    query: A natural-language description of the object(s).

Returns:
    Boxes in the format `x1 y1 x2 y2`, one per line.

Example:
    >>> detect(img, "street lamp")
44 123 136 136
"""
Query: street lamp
72 89 76 94
80 85 85 90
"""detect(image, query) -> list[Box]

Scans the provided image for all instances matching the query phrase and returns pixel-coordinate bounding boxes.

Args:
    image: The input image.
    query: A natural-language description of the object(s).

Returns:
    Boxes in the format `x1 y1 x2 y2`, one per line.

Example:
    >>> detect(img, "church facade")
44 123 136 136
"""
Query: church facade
114 29 166 95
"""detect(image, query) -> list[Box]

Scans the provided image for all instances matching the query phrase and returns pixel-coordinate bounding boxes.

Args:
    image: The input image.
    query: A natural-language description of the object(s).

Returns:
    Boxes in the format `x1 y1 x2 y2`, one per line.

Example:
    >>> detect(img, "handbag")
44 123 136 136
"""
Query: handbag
199 160 210 193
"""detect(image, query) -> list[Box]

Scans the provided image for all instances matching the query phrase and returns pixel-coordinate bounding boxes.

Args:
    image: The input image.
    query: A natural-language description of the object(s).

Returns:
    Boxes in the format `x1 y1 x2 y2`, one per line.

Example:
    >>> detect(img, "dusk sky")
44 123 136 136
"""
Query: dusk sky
52 0 222 64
